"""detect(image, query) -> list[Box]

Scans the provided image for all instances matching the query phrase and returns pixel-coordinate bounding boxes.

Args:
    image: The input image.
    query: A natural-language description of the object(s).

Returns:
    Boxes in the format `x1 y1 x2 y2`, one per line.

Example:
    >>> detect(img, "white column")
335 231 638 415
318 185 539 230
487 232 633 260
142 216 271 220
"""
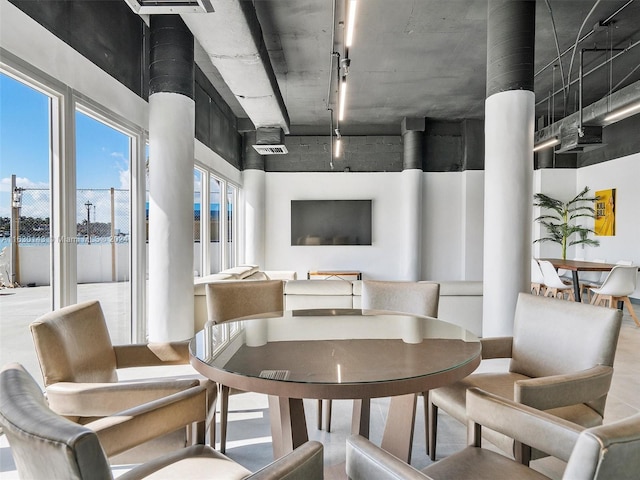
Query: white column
399 169 423 281
483 90 534 336
148 92 195 342
243 169 266 268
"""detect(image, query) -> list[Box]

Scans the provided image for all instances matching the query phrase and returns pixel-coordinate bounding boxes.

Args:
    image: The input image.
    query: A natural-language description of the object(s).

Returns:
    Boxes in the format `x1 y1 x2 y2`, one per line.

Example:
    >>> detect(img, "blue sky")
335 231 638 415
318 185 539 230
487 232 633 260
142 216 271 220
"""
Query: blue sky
1 73 219 230
1 73 130 221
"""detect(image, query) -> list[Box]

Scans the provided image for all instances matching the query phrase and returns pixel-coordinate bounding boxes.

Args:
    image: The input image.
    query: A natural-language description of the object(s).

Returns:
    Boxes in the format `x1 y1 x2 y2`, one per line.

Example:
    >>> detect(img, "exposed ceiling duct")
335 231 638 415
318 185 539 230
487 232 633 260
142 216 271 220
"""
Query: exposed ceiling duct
556 125 603 153
252 127 288 155
535 79 640 153
181 0 290 134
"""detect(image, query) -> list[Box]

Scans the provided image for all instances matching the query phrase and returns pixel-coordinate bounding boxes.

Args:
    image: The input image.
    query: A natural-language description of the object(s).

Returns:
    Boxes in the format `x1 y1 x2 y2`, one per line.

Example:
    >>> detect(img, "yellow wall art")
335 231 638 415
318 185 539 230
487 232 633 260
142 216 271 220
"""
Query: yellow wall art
595 188 616 236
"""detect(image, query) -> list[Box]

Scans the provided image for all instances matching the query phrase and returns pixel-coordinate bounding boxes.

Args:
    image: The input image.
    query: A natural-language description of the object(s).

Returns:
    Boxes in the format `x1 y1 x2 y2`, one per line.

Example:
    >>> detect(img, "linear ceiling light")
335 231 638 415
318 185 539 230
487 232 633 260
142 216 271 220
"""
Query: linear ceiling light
345 0 358 47
334 128 342 157
532 136 560 152
338 76 347 121
604 101 640 122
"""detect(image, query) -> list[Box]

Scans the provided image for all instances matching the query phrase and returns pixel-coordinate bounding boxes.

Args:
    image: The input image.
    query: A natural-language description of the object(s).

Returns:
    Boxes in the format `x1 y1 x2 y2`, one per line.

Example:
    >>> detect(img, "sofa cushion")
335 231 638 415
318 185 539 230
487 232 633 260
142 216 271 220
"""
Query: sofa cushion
245 271 269 281
264 271 298 280
284 280 353 296
219 265 259 279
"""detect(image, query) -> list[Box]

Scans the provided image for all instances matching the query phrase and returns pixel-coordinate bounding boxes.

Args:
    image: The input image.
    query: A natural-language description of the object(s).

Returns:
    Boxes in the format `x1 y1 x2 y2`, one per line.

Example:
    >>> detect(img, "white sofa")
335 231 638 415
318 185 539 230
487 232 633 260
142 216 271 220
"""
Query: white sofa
426 281 483 336
194 271 483 337
193 265 297 331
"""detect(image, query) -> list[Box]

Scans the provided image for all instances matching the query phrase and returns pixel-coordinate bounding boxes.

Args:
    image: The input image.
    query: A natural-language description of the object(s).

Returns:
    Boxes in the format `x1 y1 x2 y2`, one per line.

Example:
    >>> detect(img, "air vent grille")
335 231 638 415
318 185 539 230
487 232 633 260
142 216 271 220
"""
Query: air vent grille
252 145 289 155
124 0 214 14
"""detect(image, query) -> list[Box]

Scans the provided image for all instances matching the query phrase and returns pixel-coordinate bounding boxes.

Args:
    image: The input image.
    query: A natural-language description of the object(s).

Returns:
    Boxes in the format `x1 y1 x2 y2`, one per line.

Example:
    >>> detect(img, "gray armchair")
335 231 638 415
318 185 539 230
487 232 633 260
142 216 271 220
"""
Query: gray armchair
347 387 640 480
205 279 285 453
0 363 324 480
356 280 440 444
29 300 216 459
428 292 622 461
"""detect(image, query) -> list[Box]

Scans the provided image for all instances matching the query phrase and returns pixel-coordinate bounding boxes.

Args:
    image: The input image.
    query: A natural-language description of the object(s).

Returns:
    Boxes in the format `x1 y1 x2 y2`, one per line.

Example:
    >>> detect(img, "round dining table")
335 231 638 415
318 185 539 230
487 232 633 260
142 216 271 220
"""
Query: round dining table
190 308 481 462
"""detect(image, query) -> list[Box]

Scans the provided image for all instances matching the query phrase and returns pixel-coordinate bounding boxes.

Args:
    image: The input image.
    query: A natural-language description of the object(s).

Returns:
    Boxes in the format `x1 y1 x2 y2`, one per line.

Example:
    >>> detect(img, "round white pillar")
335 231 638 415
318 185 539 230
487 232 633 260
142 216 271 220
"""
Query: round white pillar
483 90 534 336
243 169 266 268
148 92 195 342
399 168 423 281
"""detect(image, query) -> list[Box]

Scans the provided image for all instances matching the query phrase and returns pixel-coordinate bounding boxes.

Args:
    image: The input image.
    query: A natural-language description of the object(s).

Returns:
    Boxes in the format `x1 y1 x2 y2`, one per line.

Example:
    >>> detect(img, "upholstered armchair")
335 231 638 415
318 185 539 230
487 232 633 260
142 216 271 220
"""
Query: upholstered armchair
29 300 216 458
356 280 440 442
428 292 622 461
347 387 640 480
205 279 285 453
0 363 324 480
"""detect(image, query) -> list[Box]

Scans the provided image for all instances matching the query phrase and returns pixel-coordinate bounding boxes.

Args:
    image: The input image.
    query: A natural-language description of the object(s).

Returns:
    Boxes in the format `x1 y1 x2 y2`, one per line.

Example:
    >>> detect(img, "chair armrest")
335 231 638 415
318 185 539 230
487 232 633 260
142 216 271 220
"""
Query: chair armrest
89 386 208 457
247 441 324 480
45 378 200 417
466 387 583 462
515 365 614 410
346 435 432 480
113 341 190 368
479 336 513 359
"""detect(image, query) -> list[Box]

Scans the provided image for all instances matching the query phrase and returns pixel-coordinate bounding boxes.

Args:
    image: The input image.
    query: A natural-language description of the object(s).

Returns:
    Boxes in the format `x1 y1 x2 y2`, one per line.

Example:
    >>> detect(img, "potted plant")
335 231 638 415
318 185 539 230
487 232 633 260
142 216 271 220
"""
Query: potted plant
533 186 600 260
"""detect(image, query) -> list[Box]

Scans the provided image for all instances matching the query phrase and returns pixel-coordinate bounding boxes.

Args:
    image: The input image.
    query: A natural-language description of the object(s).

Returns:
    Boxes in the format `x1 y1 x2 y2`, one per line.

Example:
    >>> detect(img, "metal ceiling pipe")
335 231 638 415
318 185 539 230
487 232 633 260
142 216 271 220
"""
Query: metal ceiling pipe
181 1 290 133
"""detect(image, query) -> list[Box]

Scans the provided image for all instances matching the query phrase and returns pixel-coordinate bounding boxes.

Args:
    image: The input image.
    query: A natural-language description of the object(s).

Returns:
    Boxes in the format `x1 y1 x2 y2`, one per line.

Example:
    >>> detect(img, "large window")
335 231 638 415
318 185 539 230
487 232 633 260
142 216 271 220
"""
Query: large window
209 174 222 273
226 184 237 267
0 72 53 379
75 108 132 343
194 169 202 276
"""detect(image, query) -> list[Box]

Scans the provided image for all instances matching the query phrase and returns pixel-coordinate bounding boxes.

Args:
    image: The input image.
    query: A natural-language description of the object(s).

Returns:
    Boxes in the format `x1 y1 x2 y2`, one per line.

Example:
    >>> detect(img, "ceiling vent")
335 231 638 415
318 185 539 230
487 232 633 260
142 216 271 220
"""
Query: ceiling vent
123 0 214 14
252 127 288 155
556 125 604 153
252 145 289 155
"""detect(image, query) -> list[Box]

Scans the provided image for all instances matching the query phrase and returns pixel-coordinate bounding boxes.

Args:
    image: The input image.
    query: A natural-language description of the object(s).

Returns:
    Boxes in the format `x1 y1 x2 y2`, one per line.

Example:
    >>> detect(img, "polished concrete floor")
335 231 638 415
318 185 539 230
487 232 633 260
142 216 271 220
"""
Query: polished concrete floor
0 284 638 479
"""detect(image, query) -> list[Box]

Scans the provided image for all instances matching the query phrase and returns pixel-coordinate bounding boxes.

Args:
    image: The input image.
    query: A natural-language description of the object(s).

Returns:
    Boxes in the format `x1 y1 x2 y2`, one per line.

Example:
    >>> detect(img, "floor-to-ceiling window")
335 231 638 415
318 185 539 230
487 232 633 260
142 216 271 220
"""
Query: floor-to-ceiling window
209 174 222 273
75 107 132 344
193 168 202 277
0 71 53 377
226 183 237 268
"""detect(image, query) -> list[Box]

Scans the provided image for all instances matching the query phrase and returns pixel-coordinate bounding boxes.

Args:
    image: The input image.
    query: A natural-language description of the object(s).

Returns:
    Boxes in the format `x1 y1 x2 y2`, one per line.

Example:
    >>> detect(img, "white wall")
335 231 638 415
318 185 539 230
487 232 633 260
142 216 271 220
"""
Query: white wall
578 154 640 298
265 172 414 280
264 171 485 282
422 171 484 281
533 153 640 298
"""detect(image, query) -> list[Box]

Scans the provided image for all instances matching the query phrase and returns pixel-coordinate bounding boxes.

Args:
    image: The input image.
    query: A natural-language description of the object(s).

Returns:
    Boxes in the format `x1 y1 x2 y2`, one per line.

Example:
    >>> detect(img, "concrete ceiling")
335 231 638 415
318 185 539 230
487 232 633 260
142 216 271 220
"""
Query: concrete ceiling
192 0 640 136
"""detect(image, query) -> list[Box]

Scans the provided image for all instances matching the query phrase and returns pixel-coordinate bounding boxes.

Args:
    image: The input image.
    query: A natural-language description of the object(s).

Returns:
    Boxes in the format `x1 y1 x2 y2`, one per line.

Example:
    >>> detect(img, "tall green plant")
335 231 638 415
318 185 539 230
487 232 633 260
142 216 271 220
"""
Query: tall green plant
533 186 600 260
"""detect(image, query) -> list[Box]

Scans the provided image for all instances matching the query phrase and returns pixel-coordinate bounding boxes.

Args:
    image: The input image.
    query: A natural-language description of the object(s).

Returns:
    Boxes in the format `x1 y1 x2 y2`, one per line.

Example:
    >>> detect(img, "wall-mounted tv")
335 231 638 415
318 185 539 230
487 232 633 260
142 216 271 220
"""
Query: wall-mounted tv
291 200 372 246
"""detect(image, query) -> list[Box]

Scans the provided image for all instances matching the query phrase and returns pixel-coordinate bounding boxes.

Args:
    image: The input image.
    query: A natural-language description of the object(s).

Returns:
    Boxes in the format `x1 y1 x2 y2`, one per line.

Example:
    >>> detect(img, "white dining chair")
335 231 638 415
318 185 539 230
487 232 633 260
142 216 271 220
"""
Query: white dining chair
539 260 575 301
590 265 639 327
530 258 546 295
578 258 606 302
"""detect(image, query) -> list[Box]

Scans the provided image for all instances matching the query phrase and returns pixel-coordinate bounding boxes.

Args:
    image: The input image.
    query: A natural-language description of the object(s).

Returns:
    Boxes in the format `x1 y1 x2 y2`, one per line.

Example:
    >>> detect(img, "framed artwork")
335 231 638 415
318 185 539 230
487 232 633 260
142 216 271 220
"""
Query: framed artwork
595 188 616 236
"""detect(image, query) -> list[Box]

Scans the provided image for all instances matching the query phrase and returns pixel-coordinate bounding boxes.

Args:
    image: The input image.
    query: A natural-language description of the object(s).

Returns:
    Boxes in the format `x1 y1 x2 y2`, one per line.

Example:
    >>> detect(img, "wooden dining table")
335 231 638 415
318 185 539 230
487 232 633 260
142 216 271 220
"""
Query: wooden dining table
537 258 618 302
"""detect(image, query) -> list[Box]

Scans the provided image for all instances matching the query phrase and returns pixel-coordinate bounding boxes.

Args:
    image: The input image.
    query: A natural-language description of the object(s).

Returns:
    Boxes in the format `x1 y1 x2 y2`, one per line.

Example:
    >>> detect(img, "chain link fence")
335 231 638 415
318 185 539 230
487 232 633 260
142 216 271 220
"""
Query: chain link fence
0 188 130 245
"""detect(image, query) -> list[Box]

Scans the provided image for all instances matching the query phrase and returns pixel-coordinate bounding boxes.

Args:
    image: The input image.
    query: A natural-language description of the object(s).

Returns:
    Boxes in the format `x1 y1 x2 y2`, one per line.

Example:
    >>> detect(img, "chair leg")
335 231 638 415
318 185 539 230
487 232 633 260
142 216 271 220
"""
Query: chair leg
422 392 429 454
220 384 230 453
324 399 332 433
316 399 323 430
622 296 640 327
428 398 438 461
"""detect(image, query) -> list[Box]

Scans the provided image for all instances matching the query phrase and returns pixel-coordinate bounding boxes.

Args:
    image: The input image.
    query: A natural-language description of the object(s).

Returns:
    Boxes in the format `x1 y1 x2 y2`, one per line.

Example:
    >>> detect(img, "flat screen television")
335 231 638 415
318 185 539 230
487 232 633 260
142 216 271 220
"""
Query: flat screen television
291 200 372 246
